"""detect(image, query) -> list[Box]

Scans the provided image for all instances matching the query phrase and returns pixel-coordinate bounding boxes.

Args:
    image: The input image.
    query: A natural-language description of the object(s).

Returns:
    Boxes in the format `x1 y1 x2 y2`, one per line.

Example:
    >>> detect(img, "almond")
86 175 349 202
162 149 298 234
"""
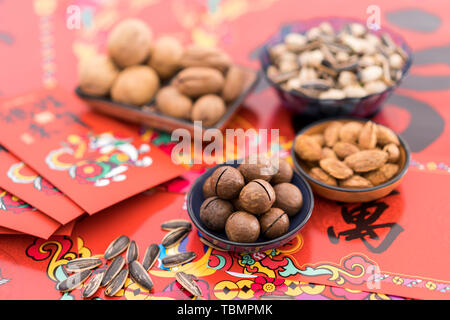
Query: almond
364 163 399 185
339 175 373 189
339 121 363 143
294 135 322 161
333 142 360 159
321 147 338 160
319 158 353 179
324 121 343 147
358 121 377 149
309 167 338 186
310 134 325 147
376 125 400 146
344 149 388 172
383 143 400 162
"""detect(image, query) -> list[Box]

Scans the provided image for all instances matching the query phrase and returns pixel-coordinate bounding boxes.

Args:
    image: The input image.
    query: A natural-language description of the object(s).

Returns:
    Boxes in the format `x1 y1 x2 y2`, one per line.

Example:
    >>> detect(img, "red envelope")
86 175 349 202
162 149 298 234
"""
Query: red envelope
0 146 84 224
0 220 75 236
0 234 78 300
0 87 186 214
0 188 60 238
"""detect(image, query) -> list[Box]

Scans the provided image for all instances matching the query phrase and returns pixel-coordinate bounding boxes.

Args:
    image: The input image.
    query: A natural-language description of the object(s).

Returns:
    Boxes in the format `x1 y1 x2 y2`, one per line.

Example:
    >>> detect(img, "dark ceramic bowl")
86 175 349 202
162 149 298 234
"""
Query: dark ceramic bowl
259 17 413 118
187 161 314 253
291 118 411 202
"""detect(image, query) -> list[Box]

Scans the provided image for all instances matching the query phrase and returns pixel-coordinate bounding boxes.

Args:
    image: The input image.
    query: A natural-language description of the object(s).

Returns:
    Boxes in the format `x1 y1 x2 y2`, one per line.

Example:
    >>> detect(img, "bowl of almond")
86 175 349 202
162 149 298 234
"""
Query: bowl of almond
291 118 410 202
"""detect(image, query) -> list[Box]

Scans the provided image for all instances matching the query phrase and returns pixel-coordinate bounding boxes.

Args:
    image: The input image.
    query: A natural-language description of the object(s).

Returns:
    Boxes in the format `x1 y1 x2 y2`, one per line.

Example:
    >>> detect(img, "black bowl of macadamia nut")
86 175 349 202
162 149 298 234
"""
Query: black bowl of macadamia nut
187 155 314 253
259 17 412 118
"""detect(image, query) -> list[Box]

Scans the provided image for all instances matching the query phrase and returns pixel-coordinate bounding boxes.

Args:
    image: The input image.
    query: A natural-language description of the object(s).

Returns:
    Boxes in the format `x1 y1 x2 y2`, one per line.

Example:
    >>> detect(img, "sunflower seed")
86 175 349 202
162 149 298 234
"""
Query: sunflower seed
259 294 296 300
101 256 125 287
126 240 139 264
161 251 196 268
142 244 160 271
81 270 105 298
65 257 102 272
175 272 203 297
104 235 130 260
161 227 190 249
129 261 153 291
56 269 91 292
161 219 192 231
104 268 128 297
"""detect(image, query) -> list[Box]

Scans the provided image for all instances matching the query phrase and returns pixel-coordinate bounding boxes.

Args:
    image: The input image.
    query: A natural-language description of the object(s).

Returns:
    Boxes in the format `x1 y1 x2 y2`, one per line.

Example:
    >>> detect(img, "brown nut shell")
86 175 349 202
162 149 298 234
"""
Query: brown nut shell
191 94 226 127
107 19 152 68
294 135 322 162
333 142 360 159
309 167 337 186
156 86 192 120
260 208 289 239
221 66 246 102
383 143 400 162
200 196 234 231
225 211 260 243
321 147 338 160
180 45 232 72
273 183 303 216
339 175 374 189
239 179 275 215
238 154 277 183
210 166 245 199
202 176 216 198
319 158 354 179
79 55 119 96
111 65 160 106
364 163 399 185
358 121 378 150
339 122 363 143
149 36 184 79
344 149 388 173
376 125 400 146
324 121 343 147
175 67 225 97
270 158 293 185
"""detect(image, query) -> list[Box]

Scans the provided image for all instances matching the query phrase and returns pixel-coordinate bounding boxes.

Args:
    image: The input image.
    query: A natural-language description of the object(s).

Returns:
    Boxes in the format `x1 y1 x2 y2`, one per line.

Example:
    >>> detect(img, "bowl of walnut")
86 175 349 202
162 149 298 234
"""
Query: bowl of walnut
291 118 410 202
259 17 412 118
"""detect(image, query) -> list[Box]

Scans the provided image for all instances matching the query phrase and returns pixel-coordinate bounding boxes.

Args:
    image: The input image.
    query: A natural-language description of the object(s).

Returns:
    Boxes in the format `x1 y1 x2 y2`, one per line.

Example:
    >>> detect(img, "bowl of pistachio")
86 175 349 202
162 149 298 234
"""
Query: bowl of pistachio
259 17 412 118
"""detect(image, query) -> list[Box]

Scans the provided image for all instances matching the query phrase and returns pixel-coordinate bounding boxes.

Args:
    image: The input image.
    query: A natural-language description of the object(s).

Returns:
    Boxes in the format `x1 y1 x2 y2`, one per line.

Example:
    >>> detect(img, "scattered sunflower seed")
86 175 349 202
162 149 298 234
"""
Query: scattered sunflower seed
104 235 130 260
126 240 139 264
161 251 196 268
105 268 129 297
65 257 102 272
161 219 192 231
161 227 190 249
129 261 154 291
56 269 91 292
142 244 160 271
101 256 125 287
81 270 105 298
175 272 203 297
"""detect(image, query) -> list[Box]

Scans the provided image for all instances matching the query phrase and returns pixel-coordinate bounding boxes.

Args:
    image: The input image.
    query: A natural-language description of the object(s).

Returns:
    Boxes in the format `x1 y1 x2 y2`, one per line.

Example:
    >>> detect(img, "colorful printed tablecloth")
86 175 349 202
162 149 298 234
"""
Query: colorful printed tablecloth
0 0 449 300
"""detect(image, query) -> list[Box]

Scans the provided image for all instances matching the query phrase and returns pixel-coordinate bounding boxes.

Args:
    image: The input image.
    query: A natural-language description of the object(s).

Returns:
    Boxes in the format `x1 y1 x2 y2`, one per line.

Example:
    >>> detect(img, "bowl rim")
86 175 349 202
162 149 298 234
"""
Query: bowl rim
186 162 315 249
258 16 413 103
291 117 411 193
